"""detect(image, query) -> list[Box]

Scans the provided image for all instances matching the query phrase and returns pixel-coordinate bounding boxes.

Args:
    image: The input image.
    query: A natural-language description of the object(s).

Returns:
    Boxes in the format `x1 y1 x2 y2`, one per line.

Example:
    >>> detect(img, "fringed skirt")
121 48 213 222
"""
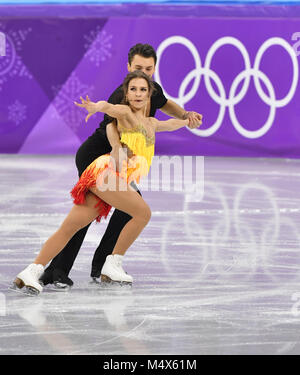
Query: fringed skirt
70 154 147 222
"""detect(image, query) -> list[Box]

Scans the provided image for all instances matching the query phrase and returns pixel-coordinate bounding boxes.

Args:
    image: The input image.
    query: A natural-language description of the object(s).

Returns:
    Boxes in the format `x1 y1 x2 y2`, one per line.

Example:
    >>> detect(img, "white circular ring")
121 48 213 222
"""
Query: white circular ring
204 36 252 106
253 37 299 108
229 68 276 139
155 35 202 105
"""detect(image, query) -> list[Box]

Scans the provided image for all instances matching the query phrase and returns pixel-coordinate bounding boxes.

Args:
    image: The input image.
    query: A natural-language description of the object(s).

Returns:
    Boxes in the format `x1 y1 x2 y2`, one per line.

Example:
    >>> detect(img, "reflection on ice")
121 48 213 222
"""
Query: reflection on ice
1 155 300 354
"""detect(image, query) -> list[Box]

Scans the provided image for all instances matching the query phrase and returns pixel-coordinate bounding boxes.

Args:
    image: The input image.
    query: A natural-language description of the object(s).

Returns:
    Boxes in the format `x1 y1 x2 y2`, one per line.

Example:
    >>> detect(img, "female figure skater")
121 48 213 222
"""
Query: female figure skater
12 70 200 295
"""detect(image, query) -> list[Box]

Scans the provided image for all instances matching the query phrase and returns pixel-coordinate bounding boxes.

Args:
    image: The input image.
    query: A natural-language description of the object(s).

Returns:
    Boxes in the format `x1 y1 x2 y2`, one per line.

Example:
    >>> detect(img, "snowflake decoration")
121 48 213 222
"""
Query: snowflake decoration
8 100 27 126
0 24 32 88
84 28 112 67
52 72 93 132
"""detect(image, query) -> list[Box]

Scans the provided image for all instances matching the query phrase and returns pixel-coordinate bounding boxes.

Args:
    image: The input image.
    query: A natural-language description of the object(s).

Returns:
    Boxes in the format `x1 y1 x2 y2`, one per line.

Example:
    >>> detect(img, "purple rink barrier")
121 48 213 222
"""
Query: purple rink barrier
0 4 299 157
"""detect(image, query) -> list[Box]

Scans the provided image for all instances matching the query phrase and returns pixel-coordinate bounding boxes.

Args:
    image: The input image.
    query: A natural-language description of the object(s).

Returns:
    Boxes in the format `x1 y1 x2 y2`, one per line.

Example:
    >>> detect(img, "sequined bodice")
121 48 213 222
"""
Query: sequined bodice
118 123 155 147
118 123 155 175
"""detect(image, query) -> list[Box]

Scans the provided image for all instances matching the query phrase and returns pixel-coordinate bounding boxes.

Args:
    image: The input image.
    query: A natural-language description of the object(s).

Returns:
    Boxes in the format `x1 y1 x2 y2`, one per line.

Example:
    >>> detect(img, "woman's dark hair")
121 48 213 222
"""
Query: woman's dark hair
128 43 157 65
122 70 155 105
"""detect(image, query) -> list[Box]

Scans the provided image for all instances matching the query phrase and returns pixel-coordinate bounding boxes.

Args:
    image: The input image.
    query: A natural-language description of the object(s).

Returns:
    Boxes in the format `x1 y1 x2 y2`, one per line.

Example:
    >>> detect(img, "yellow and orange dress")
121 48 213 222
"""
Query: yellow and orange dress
70 124 155 222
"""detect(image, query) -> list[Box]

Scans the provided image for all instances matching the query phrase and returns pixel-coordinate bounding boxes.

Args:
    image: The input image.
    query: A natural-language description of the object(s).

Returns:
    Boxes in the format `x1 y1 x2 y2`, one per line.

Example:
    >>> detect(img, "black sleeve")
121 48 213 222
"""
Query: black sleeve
153 81 168 109
98 86 124 130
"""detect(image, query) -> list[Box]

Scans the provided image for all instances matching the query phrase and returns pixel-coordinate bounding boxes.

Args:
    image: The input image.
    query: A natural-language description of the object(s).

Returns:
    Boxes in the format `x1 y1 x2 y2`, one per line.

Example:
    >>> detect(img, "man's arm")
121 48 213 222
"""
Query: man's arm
159 99 203 128
159 99 187 119
107 122 129 172
106 121 122 149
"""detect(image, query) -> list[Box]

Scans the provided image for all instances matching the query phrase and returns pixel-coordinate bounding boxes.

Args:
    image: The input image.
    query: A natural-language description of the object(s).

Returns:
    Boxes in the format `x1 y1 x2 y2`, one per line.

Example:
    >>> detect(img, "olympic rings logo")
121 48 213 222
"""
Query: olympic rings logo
155 36 299 139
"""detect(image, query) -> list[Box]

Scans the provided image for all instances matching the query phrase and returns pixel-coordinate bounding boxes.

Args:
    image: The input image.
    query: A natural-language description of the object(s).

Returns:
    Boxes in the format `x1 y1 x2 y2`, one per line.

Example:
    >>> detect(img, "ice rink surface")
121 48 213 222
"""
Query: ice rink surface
1 154 300 355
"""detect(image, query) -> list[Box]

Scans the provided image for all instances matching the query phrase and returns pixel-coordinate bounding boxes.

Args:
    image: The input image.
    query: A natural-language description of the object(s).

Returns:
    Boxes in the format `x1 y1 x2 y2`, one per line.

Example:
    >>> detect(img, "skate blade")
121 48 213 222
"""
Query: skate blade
50 282 71 292
100 274 132 287
89 277 101 285
9 278 40 296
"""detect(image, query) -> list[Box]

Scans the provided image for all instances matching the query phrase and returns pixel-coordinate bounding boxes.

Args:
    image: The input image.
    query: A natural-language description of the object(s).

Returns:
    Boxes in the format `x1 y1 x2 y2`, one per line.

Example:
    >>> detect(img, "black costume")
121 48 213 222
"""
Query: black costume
41 82 167 285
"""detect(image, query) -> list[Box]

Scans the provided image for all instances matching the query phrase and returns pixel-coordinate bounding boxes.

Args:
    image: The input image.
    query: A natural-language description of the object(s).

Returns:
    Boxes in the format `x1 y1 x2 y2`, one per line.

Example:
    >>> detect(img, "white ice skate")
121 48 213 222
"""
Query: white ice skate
101 255 133 286
12 264 44 295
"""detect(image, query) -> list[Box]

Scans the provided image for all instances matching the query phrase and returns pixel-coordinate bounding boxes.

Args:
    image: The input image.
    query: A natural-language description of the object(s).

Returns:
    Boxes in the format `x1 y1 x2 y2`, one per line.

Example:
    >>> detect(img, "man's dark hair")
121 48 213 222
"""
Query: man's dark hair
128 43 157 65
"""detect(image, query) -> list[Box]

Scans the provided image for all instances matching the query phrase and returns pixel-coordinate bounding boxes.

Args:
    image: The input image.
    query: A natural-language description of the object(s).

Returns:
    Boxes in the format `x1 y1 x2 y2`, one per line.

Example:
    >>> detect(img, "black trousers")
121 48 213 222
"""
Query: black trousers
44 132 141 279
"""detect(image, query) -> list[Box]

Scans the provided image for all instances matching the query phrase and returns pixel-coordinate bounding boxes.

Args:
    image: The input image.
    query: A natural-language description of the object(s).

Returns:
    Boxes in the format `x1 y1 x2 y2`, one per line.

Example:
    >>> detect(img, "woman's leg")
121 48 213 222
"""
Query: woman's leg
15 175 150 291
33 192 100 267
34 176 150 267
89 182 151 257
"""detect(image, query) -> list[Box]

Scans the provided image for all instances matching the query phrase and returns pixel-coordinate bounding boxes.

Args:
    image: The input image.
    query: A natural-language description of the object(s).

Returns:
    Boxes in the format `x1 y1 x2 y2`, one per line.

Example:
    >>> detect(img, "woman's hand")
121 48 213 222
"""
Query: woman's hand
74 95 99 123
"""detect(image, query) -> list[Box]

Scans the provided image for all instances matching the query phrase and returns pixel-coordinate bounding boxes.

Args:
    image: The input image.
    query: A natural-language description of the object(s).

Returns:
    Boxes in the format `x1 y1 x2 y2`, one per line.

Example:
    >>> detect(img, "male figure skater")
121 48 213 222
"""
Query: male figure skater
40 43 202 288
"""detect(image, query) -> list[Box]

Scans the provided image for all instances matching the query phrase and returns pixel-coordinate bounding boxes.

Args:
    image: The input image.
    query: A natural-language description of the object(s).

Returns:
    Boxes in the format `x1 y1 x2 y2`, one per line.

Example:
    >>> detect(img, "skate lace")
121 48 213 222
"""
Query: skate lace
29 264 44 278
114 257 126 275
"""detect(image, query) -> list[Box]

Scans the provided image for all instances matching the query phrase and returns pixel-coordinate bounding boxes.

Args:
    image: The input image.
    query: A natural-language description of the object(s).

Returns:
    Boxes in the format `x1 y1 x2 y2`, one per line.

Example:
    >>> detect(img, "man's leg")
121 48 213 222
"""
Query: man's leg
40 224 91 285
90 185 141 278
90 210 132 278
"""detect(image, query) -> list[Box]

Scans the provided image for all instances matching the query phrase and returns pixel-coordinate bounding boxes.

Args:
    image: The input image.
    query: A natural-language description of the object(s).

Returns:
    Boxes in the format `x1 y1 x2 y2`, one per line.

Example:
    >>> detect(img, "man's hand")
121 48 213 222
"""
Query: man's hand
110 145 129 173
184 111 203 129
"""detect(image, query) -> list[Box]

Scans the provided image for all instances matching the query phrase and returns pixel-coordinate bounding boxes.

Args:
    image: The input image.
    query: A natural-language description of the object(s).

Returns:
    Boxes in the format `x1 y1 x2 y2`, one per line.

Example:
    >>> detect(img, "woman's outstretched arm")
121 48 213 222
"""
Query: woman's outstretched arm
74 95 130 123
150 117 201 132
